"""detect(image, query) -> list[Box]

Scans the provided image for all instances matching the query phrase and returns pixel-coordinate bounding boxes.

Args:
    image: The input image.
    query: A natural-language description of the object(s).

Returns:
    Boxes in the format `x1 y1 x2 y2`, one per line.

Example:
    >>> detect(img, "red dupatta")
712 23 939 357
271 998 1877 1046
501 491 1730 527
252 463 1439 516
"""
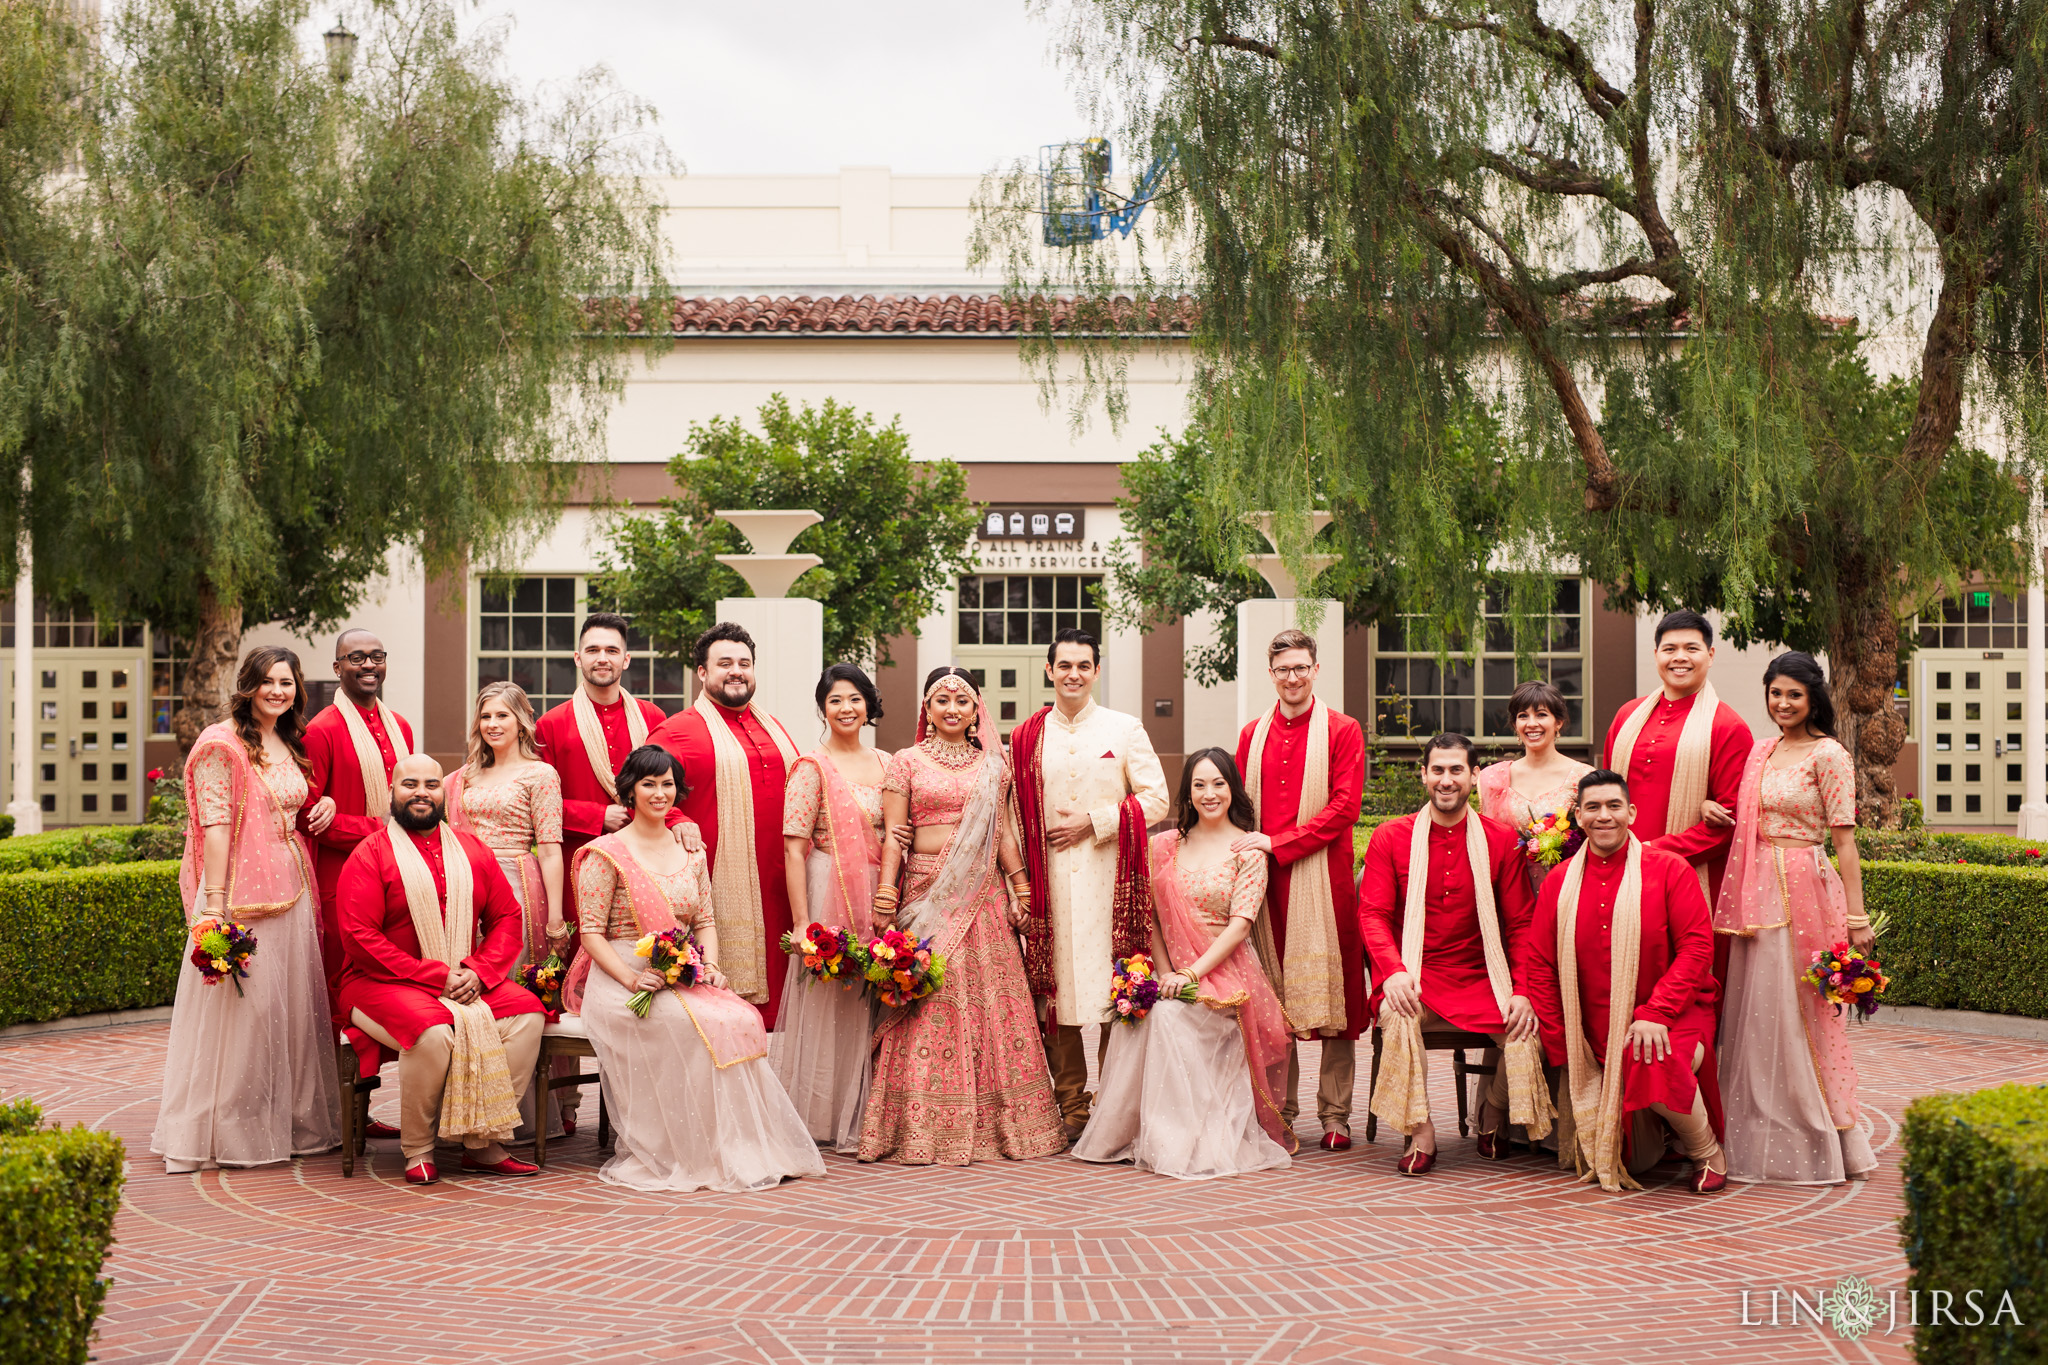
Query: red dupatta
1150 831 1298 1153
1010 706 1152 1002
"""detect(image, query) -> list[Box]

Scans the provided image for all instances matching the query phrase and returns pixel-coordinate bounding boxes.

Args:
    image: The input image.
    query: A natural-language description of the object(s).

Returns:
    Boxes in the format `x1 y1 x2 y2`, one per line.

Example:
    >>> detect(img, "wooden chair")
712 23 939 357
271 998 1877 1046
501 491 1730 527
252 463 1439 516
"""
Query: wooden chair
1362 1025 1499 1144
334 1036 383 1178
531 1016 611 1168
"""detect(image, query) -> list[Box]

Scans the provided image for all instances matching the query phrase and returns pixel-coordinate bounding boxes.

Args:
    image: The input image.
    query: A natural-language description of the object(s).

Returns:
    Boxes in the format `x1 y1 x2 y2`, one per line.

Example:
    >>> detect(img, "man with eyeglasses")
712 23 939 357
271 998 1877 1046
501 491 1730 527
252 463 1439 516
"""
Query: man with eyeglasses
303 629 415 1042
1231 628 1368 1150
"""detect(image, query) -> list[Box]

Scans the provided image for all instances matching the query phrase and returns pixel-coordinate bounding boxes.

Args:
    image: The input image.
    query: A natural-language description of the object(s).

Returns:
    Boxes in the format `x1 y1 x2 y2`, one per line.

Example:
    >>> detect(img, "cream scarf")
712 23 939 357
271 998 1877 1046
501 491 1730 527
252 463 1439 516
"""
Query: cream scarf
694 691 800 1003
1368 808 1554 1140
571 685 649 800
386 824 521 1142
1552 835 1646 1192
1244 700 1343 1032
1607 681 1720 894
336 693 412 819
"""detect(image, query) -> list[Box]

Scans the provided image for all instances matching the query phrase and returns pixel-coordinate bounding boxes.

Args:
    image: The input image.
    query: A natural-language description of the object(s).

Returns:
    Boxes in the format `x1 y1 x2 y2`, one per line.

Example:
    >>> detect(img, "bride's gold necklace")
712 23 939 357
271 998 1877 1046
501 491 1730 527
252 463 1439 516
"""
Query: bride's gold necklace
920 733 978 769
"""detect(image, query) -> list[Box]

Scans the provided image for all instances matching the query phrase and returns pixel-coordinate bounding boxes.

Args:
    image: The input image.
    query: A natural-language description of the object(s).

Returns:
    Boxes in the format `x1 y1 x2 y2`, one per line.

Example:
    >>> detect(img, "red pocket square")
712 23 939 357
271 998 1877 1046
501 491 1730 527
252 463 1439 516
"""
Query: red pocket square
1101 750 1116 759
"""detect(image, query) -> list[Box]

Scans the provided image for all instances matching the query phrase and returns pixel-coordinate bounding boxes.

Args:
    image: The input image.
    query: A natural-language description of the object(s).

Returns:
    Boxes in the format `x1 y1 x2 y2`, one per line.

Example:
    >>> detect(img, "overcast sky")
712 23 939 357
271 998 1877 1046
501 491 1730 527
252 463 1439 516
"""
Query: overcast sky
449 0 1090 175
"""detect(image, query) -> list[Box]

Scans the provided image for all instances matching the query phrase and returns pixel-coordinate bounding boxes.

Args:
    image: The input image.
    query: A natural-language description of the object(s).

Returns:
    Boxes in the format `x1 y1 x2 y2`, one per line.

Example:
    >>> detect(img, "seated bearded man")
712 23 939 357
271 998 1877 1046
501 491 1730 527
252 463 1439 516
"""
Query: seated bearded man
1523 770 1728 1194
337 754 546 1184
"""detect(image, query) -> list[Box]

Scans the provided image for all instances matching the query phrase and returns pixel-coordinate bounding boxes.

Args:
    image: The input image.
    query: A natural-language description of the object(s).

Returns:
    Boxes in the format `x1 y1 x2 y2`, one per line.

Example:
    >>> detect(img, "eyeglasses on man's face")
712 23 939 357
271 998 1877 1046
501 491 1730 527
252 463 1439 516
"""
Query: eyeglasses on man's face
1270 664 1315 679
341 650 389 667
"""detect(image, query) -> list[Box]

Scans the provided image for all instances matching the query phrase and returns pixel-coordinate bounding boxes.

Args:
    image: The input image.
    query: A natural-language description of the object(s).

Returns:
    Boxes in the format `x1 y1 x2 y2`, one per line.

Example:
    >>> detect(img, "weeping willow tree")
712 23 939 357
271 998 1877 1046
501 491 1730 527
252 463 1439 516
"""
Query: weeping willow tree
9 0 669 750
973 0 2047 825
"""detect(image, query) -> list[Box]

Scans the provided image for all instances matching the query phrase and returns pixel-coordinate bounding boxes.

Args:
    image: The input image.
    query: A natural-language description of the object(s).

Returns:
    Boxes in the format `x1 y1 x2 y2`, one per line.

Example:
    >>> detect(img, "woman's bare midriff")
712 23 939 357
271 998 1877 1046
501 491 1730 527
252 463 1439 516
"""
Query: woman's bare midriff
910 824 956 854
1765 835 1823 850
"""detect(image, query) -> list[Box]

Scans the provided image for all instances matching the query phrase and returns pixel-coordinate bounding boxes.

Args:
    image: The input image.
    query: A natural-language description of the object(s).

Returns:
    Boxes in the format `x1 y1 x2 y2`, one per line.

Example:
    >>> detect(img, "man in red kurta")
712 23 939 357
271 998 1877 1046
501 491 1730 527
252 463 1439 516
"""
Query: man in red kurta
337 755 544 1184
1523 769 1727 1192
1233 628 1368 1150
647 622 800 1031
1601 609 1753 906
533 611 670 861
302 629 415 1028
1358 734 1538 1172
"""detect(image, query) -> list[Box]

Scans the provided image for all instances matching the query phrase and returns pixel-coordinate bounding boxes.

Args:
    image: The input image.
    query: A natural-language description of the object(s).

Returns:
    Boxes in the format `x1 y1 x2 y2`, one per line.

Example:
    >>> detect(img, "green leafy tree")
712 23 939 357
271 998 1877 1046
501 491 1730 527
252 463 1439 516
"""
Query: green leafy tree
974 0 2047 825
595 395 981 668
11 0 668 749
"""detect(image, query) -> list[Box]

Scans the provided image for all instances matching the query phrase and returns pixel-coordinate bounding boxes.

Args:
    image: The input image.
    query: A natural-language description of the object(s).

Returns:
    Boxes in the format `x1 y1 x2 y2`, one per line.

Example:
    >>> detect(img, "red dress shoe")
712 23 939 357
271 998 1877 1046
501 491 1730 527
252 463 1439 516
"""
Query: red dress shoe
1320 1130 1352 1152
1395 1145 1436 1176
403 1160 438 1186
1690 1164 1728 1195
1475 1129 1510 1161
364 1119 401 1141
461 1153 541 1178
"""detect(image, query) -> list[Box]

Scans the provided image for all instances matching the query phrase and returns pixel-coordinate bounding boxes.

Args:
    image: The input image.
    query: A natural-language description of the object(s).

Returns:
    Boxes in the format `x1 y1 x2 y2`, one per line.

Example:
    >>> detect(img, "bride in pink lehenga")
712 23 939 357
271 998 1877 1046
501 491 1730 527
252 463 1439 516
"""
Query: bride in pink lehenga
857 668 1065 1165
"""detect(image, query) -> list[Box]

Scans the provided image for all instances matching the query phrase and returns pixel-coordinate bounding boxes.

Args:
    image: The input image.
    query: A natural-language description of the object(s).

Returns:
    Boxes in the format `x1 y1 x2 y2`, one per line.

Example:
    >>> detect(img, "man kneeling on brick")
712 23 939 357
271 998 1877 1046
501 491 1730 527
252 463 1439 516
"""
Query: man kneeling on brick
1523 769 1729 1194
339 755 545 1185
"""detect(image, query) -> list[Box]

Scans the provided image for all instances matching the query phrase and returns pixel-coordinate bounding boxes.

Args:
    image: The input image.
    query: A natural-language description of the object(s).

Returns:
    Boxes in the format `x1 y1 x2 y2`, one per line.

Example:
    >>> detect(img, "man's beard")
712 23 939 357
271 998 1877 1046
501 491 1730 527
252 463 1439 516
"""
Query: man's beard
1430 787 1468 812
711 675 755 707
581 662 617 687
393 801 444 832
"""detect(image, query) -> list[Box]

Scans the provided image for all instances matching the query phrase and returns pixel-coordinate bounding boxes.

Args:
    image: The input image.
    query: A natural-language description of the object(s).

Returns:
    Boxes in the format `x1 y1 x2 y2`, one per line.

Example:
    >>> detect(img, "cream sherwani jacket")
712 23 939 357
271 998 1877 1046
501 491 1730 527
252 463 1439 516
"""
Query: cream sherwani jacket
1029 699 1170 1025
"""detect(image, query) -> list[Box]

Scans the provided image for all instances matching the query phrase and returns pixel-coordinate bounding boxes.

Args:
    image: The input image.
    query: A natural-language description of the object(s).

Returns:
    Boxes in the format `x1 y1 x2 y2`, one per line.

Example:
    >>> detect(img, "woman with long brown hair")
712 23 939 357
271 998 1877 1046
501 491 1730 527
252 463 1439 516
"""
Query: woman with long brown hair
151 646 342 1172
444 681 571 1136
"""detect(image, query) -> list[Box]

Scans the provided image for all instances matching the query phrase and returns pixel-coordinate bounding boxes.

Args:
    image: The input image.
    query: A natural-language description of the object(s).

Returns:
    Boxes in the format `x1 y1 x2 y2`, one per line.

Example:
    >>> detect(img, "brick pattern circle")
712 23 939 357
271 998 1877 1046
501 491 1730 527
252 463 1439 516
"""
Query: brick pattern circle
8 1019 2037 1363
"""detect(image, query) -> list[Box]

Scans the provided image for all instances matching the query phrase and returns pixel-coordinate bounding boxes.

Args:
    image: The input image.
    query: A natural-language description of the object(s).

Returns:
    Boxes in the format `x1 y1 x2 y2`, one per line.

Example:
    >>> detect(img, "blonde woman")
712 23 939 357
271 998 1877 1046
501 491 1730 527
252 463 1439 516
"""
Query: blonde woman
444 682 572 1135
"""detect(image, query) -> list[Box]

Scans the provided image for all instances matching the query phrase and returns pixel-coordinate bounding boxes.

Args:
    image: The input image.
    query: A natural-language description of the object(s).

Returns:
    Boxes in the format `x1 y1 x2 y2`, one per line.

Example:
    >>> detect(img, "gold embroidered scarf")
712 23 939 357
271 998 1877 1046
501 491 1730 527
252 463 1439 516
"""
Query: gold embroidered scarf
1552 836 1646 1191
694 691 799 1003
337 694 411 819
1608 682 1720 894
571 685 649 801
1244 700 1344 1033
386 824 520 1142
1369 808 1554 1140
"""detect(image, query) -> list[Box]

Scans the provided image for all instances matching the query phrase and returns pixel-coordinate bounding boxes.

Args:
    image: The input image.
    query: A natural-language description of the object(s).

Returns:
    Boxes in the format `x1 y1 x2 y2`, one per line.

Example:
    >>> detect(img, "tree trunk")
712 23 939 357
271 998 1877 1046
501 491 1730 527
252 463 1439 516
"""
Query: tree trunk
1829 568 1906 828
171 581 243 756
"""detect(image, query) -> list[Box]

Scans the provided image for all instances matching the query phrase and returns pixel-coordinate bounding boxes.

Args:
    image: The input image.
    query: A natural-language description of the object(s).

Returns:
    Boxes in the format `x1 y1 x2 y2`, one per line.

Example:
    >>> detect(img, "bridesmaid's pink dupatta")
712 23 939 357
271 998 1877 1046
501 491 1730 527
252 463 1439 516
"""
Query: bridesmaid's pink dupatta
1149 832 1299 1154
561 835 766 1066
799 753 883 937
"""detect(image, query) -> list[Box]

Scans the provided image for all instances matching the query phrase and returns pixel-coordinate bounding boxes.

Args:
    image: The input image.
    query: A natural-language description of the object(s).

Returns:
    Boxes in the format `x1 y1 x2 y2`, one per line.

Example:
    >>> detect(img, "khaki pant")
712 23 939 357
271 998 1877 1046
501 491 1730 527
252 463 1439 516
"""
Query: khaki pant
352 1008 543 1163
1282 1036 1358 1133
1044 1023 1109 1128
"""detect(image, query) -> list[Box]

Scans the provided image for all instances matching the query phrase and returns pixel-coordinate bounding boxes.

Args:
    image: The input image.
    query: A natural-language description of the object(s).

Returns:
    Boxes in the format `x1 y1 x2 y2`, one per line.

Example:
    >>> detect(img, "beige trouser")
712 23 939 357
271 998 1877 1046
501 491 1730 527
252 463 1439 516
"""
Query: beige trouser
1623 1042 1725 1176
352 1008 543 1163
1416 1006 1510 1123
1045 1023 1110 1127
1282 1036 1358 1133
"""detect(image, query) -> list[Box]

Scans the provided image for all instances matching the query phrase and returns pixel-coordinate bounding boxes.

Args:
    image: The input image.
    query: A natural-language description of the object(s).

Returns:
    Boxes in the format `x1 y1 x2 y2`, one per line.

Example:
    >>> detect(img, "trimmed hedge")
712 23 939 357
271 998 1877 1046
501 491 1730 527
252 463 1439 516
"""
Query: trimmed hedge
0 861 185 1028
0 1099 125 1365
0 824 179 875
1864 861 2048 1018
1901 1084 2048 1363
1857 828 2048 868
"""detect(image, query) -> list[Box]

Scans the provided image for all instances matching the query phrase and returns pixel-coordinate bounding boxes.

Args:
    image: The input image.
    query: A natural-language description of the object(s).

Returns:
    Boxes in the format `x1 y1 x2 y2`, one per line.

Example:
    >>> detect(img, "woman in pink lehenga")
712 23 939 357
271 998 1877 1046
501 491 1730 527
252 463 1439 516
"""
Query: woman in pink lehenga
1476 679 1593 898
774 665 889 1152
563 745 823 1193
1075 749 1294 1179
444 681 573 1138
151 648 341 1172
858 668 1065 1165
1713 652 1878 1184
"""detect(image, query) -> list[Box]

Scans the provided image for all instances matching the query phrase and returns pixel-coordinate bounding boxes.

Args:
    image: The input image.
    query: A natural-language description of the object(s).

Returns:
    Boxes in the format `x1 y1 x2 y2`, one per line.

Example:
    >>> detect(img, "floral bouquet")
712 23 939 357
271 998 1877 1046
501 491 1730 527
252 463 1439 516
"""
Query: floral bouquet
1801 942 1889 1021
189 917 257 997
780 922 870 988
1108 952 1198 1025
1517 808 1584 868
626 928 702 1018
520 953 567 1016
861 928 946 1008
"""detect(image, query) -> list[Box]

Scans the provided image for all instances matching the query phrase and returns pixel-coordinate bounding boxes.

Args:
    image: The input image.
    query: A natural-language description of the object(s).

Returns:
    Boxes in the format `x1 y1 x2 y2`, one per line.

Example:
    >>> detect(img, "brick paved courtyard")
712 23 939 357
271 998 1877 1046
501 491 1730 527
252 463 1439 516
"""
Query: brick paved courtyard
7 1018 2041 1365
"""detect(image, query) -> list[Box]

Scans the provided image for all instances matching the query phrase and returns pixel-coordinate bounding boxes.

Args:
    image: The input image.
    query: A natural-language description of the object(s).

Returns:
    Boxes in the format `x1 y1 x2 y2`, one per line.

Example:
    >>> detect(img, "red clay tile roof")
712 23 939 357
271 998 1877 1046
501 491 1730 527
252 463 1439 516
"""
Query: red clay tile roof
585 293 1198 336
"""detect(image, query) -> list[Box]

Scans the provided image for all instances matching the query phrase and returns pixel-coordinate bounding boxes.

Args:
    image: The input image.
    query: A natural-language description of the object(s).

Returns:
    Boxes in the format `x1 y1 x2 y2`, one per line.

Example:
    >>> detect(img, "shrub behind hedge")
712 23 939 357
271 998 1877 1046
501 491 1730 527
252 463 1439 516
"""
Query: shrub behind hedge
0 824 180 876
1856 828 2048 868
1901 1084 2048 1363
1862 861 2048 1018
0 861 185 1028
0 1099 125 1365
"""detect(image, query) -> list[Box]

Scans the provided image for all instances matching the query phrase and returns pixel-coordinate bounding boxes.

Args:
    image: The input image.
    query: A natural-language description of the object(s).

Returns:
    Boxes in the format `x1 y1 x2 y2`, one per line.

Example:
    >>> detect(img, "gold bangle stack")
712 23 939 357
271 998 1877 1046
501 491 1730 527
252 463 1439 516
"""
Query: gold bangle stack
872 886 901 914
1845 915 1872 930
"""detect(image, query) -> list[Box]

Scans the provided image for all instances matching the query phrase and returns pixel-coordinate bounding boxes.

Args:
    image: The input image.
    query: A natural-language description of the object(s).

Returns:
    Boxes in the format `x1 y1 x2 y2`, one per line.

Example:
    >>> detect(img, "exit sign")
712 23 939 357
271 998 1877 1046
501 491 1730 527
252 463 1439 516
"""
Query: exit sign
1973 591 1992 607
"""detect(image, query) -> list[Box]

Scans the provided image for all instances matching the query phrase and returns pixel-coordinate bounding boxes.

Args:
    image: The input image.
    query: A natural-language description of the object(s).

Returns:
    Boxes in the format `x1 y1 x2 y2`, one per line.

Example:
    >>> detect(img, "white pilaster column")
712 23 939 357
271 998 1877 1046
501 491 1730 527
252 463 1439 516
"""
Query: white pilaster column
2020 489 2047 838
7 518 39 835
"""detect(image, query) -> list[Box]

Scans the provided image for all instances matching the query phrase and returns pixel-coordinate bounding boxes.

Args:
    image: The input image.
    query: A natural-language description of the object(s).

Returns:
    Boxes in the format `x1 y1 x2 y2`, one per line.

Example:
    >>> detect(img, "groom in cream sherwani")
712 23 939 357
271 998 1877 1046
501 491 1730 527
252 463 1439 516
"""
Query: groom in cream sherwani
1010 628 1170 1141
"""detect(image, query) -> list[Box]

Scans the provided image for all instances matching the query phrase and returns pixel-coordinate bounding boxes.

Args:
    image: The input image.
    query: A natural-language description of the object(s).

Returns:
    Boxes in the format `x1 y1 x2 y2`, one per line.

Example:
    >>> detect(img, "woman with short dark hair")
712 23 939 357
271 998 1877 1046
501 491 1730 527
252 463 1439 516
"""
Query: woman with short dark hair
152 648 341 1172
1477 680 1593 895
1073 748 1294 1178
561 745 823 1192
